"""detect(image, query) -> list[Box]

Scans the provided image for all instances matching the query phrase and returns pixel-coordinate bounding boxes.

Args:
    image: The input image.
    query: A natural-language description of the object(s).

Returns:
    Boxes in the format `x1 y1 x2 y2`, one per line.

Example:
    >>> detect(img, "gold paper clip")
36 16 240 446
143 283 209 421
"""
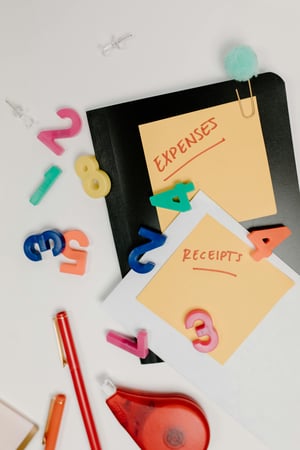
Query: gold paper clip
235 79 255 119
53 318 67 367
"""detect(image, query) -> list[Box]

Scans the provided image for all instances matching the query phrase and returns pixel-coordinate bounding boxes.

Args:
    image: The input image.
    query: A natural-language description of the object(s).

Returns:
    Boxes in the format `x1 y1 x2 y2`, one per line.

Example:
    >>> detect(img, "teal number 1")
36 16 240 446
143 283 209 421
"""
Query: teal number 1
30 165 62 205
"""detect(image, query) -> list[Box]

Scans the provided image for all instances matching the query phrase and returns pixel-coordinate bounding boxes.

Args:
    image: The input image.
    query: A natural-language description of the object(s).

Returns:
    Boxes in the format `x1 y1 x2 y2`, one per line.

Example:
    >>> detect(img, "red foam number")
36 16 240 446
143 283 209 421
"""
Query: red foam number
247 226 292 261
37 108 82 156
60 230 89 276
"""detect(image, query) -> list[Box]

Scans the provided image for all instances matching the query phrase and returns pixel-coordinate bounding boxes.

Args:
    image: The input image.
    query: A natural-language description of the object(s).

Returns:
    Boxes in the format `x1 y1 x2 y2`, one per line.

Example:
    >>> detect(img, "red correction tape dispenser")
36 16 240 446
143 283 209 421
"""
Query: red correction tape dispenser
102 379 210 450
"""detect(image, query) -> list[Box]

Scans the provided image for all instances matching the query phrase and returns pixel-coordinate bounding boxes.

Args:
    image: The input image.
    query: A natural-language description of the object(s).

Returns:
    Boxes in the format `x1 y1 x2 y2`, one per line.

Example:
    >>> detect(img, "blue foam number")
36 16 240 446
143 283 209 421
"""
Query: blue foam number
150 182 195 212
128 227 167 274
23 230 65 262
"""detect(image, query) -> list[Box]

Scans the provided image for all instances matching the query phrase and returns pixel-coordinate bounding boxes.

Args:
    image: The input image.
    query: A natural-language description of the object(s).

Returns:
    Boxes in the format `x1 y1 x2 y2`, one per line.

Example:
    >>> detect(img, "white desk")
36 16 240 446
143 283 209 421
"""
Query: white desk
0 1 299 448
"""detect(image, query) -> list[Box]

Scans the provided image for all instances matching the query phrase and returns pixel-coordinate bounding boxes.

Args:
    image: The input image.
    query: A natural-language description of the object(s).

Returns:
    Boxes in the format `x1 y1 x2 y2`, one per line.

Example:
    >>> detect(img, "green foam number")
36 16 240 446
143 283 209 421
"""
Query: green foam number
150 182 195 212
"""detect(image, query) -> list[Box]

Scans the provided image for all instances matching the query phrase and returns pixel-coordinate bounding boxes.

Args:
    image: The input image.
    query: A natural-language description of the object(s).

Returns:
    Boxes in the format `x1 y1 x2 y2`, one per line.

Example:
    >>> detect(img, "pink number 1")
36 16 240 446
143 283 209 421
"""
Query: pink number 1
37 108 82 156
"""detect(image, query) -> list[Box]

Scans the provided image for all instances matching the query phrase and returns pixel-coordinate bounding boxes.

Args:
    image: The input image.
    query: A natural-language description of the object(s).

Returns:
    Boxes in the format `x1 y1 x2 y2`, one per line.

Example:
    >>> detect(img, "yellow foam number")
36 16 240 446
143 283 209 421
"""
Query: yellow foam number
75 155 111 198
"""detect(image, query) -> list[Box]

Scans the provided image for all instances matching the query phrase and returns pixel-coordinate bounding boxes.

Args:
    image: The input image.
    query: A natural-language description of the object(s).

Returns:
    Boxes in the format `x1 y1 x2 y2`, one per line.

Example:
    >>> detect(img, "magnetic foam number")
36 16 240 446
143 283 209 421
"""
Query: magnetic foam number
185 309 219 353
75 155 111 198
247 226 292 261
128 227 167 274
23 230 65 262
106 329 149 359
60 230 89 276
150 182 195 212
29 165 62 206
37 108 82 156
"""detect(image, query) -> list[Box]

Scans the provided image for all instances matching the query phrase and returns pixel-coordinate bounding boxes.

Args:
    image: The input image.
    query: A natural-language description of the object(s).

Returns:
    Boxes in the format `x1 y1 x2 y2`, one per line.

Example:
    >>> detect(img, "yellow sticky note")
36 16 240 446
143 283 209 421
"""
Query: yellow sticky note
137 214 294 364
139 98 276 230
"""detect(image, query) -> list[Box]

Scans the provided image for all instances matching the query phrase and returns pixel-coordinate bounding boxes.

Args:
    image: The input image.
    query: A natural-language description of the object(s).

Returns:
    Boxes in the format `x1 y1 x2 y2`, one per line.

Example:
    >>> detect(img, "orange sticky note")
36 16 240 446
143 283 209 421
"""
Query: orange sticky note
137 214 294 364
139 98 276 231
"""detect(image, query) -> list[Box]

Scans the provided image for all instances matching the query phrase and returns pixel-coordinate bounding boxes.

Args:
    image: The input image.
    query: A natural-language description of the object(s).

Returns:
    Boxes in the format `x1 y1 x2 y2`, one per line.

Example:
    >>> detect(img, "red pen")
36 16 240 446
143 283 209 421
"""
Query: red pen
54 311 102 450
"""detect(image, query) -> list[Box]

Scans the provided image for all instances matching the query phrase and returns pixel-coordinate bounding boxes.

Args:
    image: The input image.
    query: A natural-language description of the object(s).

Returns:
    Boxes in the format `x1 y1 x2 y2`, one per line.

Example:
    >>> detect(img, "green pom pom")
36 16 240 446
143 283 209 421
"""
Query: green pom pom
224 46 258 81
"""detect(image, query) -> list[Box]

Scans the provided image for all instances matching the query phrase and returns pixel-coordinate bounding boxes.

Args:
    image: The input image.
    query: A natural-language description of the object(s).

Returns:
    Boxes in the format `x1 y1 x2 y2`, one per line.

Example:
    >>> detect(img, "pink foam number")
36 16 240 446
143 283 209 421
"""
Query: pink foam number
247 226 292 261
185 309 219 353
37 108 82 156
60 230 89 276
106 329 149 359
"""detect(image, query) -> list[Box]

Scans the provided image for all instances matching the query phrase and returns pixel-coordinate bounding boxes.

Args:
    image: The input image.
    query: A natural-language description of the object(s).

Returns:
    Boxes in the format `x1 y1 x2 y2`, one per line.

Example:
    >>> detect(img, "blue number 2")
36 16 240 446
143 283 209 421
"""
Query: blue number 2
128 227 167 274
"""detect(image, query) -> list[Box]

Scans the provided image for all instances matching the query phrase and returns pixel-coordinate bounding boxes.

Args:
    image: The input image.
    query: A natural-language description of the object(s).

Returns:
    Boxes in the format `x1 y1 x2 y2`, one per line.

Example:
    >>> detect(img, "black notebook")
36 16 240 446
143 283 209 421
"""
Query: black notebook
87 72 300 363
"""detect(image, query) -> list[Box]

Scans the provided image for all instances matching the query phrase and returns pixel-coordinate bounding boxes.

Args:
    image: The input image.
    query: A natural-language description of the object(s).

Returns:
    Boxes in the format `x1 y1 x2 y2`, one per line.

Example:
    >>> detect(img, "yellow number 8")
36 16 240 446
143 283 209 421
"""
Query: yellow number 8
75 155 111 198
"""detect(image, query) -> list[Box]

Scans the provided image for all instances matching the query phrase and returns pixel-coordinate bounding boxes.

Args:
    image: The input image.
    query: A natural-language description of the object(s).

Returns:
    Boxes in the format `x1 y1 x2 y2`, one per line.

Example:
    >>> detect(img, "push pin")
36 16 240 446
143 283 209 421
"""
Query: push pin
99 33 133 56
5 98 36 128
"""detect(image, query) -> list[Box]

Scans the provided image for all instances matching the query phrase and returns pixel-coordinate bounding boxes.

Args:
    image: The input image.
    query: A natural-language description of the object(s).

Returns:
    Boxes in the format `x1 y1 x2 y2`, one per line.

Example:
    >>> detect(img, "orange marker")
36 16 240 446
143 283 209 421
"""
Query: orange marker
43 394 66 450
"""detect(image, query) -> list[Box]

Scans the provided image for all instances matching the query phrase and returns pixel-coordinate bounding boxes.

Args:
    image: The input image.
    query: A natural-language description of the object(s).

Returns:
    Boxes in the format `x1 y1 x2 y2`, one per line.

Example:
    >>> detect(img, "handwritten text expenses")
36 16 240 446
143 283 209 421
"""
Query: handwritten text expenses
153 117 221 180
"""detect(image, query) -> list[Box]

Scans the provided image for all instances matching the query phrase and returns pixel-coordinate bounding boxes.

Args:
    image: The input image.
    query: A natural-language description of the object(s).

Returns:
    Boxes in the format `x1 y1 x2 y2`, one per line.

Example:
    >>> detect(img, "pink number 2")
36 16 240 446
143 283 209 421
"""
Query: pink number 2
37 108 82 156
60 230 89 276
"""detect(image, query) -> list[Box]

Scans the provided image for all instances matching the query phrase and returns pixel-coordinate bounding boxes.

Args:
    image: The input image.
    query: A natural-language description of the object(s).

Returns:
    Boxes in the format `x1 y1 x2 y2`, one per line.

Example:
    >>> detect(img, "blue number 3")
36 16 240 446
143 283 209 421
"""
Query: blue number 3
23 230 65 262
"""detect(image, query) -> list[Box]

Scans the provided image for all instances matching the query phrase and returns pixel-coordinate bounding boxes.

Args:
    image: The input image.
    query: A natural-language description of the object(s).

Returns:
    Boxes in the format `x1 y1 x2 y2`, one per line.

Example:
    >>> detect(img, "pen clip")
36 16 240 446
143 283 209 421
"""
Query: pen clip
53 317 68 367
42 396 55 445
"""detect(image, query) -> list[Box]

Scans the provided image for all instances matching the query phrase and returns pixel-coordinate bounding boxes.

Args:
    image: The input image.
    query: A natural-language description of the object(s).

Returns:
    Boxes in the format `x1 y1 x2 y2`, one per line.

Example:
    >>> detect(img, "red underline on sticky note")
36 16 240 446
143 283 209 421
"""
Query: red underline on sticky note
163 137 226 182
193 267 237 277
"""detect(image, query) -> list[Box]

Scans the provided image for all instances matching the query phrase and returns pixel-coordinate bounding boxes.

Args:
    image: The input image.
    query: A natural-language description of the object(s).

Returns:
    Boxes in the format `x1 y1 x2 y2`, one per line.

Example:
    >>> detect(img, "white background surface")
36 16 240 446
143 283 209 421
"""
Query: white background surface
0 1 299 449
